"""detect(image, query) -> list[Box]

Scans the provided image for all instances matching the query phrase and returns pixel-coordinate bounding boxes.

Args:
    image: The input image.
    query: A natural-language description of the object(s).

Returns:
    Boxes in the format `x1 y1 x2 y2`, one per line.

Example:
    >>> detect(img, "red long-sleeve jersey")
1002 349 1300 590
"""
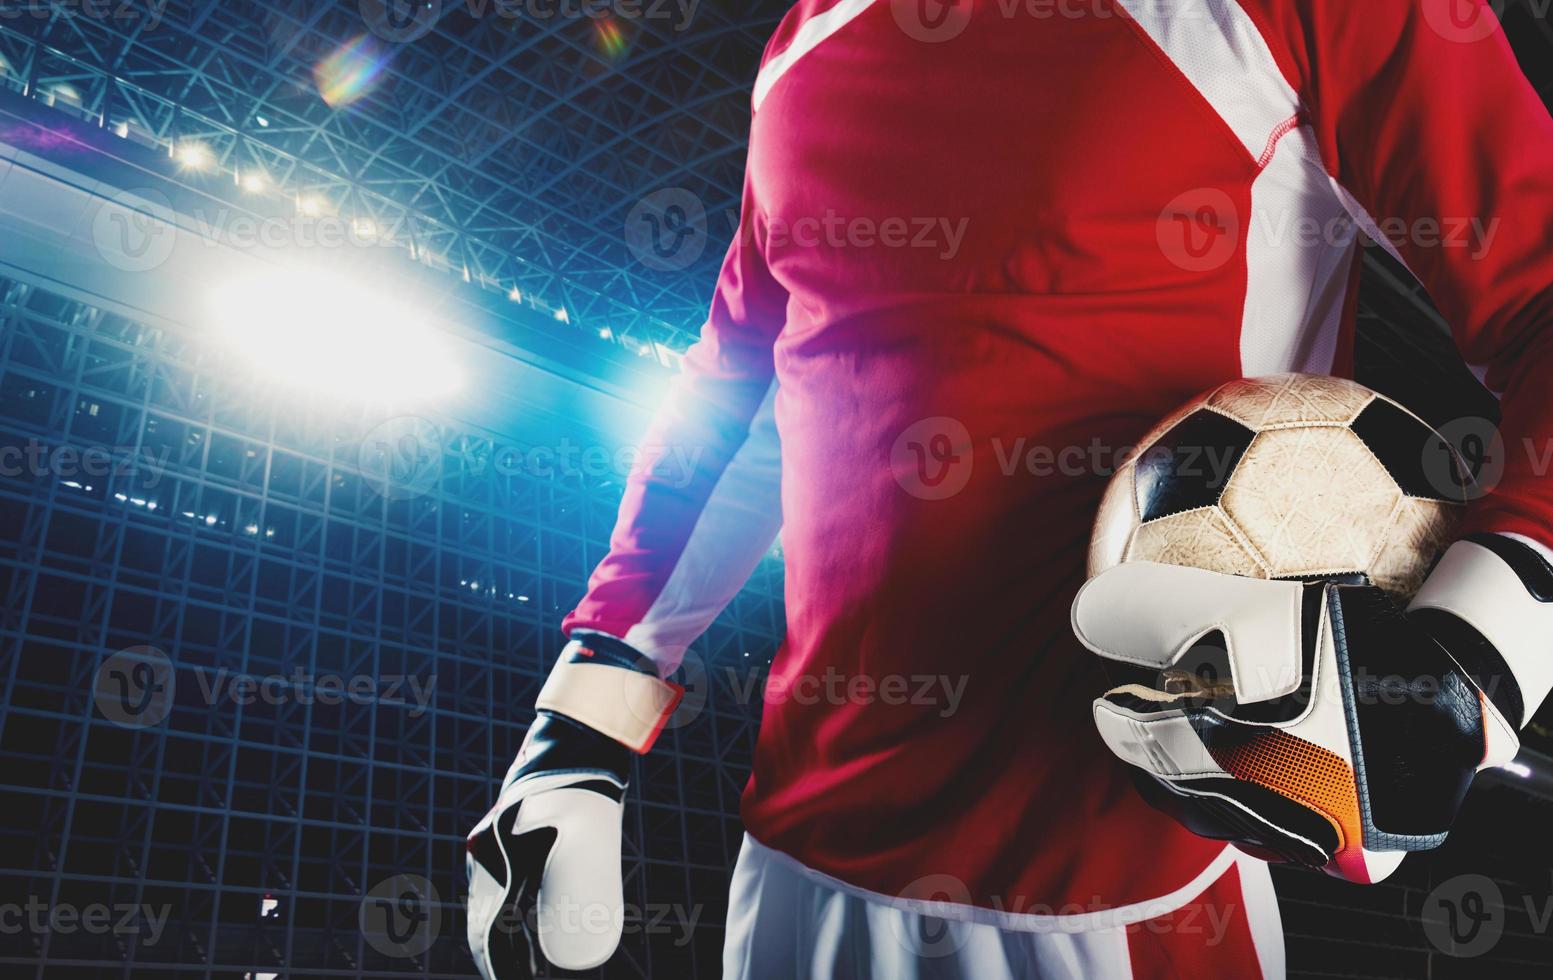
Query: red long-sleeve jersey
565 0 1553 917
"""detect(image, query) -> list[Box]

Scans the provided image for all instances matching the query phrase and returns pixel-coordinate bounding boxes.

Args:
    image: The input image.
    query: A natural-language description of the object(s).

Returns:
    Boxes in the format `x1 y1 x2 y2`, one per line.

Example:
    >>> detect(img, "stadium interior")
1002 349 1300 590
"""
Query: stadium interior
0 1 1551 977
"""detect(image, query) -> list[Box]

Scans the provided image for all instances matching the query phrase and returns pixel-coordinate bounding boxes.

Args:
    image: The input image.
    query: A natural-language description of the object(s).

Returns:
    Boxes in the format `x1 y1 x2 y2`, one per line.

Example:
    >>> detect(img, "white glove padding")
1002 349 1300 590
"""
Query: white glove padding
1073 560 1520 885
466 634 682 979
466 765 628 976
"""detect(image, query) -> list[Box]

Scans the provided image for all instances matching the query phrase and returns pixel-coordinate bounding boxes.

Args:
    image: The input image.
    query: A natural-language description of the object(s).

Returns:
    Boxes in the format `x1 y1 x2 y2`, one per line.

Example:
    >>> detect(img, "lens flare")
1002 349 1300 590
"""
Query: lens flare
314 34 390 108
594 18 629 60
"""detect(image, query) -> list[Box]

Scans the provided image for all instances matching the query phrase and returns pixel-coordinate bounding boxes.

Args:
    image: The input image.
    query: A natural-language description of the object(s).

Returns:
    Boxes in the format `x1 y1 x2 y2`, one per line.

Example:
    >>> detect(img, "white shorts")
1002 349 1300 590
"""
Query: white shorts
722 835 1285 980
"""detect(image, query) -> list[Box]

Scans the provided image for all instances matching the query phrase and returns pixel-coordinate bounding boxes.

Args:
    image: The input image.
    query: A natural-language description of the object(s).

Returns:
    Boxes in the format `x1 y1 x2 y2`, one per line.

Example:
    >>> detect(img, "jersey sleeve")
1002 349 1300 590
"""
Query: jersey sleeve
1245 0 1553 545
561 171 787 674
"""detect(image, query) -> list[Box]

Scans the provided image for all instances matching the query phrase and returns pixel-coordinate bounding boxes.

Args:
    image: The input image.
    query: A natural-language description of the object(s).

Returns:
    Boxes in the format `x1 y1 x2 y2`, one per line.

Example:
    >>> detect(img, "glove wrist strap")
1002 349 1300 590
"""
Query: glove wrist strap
536 633 683 753
1410 534 1553 729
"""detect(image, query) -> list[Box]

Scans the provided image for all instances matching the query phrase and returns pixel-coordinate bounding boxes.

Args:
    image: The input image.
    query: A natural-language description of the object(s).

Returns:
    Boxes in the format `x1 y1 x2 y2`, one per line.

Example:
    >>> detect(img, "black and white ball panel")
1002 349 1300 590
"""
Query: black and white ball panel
1089 374 1466 601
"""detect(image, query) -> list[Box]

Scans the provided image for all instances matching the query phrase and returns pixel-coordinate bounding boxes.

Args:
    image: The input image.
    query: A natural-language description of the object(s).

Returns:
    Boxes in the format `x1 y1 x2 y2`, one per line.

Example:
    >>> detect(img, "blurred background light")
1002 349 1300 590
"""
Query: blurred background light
594 17 630 60
175 141 214 170
207 267 462 405
315 34 390 109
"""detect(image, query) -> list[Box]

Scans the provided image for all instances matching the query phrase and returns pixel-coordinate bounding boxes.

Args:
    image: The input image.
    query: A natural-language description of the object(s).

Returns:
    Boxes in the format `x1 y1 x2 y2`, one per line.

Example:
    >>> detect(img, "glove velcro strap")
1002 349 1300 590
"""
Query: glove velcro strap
1410 536 1553 729
537 660 683 754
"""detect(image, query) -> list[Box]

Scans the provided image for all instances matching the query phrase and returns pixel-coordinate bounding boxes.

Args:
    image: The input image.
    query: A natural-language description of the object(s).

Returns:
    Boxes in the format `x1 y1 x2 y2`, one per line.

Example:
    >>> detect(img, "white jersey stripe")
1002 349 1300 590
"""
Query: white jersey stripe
1116 0 1299 161
1119 0 1356 376
1242 125 1356 375
753 0 877 112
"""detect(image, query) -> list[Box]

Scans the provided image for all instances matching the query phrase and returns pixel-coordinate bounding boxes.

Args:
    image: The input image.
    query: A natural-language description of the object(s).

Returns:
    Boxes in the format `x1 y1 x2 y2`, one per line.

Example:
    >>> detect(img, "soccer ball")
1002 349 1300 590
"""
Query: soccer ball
1089 374 1470 601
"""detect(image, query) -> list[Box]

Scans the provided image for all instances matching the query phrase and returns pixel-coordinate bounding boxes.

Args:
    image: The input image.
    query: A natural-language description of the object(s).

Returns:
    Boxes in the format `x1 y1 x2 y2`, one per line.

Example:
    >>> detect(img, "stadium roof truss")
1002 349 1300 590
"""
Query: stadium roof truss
0 0 1550 365
0 0 792 357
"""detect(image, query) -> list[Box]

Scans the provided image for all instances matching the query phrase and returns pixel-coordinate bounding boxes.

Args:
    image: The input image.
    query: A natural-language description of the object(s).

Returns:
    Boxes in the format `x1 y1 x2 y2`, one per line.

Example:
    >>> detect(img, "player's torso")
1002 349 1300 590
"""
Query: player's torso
738 0 1355 909
745 0 1357 614
752 0 1255 311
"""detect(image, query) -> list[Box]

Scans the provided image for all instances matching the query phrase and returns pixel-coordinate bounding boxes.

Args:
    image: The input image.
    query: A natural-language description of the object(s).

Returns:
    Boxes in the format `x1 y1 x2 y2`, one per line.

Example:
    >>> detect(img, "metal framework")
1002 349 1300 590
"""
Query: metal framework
0 272 784 976
0 0 793 358
1 2 1552 978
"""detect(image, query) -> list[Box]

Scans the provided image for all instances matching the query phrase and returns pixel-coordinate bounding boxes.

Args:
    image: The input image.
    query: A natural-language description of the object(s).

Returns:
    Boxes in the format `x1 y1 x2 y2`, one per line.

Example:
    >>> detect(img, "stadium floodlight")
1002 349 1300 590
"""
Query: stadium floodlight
208 267 462 404
176 142 215 171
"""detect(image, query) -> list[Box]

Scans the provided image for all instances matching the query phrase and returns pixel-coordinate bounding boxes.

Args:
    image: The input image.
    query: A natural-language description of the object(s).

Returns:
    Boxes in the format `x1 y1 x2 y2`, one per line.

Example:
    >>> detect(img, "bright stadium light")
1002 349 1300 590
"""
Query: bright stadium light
176 141 215 171
207 268 463 404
